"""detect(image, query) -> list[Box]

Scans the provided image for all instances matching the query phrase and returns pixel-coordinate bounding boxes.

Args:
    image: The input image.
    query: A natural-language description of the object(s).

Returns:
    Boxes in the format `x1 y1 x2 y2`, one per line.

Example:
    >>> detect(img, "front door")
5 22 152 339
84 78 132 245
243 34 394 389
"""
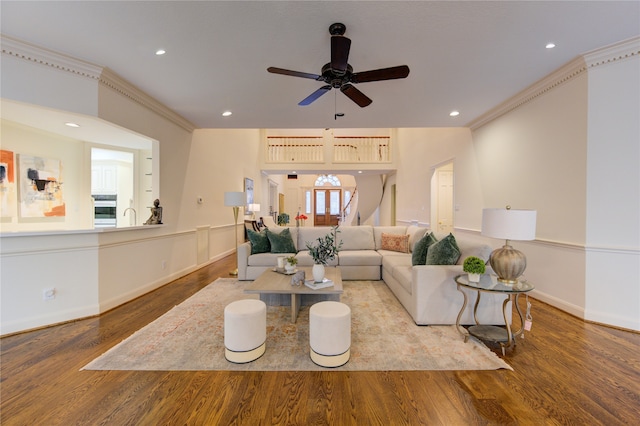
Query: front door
314 189 341 226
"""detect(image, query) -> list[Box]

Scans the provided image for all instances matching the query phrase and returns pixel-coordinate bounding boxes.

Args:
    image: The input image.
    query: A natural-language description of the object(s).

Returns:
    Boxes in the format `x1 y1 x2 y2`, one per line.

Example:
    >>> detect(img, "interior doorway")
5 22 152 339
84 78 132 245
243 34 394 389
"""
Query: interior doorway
430 161 454 233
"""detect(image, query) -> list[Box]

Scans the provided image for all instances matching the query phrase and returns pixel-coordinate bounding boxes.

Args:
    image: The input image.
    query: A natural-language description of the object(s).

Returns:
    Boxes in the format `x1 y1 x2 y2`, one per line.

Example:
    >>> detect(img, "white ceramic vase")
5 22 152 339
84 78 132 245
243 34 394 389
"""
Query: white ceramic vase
285 262 296 273
468 273 480 282
312 264 325 283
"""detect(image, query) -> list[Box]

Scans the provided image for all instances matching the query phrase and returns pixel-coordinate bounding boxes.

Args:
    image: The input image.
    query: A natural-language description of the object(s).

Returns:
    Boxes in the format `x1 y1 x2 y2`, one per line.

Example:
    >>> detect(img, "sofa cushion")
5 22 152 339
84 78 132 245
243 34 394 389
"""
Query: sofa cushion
426 233 461 265
338 226 375 250
406 225 428 252
299 227 335 251
338 250 382 266
456 240 493 265
393 265 413 294
373 226 407 250
266 228 296 253
247 229 270 254
295 250 339 267
381 233 410 253
412 232 438 265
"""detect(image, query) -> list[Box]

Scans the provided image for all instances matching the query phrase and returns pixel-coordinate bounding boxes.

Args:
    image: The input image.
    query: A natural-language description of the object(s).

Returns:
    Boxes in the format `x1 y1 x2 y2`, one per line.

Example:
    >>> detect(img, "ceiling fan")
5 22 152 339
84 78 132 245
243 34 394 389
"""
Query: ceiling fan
267 23 410 108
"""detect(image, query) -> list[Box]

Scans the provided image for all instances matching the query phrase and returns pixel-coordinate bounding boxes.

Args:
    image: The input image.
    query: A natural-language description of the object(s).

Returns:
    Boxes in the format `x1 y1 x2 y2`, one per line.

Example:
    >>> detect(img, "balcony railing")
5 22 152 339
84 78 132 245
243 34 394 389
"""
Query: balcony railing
266 137 324 163
333 136 390 163
266 136 391 164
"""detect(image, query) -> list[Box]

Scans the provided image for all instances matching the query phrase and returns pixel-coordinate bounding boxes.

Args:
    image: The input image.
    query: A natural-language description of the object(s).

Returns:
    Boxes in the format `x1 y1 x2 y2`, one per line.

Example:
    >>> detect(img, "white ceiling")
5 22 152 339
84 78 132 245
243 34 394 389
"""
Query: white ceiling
2 1 639 130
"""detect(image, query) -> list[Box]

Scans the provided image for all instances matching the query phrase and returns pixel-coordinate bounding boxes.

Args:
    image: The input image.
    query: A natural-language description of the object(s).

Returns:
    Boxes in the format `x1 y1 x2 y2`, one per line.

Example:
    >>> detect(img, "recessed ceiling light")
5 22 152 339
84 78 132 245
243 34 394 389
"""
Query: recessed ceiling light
65 122 80 128
546 43 556 49
155 49 166 55
358 171 363 174
222 111 232 117
449 111 460 117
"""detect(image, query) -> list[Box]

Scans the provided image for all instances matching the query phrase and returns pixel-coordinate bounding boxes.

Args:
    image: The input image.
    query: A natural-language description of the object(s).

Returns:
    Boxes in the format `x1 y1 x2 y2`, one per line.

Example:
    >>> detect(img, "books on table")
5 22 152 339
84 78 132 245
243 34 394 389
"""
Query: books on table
304 278 334 290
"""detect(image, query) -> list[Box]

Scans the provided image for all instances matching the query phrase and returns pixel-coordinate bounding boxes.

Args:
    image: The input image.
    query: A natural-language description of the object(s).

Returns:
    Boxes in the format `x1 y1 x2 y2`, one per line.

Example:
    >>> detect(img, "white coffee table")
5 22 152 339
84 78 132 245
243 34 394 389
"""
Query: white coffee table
244 267 343 323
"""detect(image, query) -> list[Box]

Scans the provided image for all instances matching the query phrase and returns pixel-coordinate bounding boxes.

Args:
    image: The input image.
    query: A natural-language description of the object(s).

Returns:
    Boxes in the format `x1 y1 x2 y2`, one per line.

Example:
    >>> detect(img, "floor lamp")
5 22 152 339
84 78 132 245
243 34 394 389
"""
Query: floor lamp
224 191 245 276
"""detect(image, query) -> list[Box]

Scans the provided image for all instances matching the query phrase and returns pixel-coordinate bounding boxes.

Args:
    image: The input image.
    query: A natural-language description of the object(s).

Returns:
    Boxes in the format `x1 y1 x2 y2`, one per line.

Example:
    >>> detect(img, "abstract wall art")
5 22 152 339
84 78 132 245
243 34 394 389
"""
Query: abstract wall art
18 154 66 218
244 177 254 210
0 149 17 218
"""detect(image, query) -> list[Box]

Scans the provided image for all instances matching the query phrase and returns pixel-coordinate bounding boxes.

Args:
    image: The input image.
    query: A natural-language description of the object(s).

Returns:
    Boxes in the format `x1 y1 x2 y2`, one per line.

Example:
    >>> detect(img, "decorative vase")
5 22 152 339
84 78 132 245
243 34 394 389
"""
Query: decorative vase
285 262 296 273
468 273 480 282
312 264 325 283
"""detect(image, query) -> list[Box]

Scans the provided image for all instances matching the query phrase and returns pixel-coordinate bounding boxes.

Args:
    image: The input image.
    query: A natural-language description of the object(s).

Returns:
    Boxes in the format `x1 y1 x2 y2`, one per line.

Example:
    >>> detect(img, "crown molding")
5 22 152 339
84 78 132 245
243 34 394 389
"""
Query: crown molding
1 34 103 80
467 36 640 131
583 36 640 68
99 68 196 132
466 56 587 130
1 35 195 133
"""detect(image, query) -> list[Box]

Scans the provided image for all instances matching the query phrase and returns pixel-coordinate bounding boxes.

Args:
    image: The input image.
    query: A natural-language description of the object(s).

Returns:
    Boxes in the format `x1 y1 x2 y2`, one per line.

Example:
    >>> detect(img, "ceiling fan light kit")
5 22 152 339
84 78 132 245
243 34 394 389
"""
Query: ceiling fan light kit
268 23 410 109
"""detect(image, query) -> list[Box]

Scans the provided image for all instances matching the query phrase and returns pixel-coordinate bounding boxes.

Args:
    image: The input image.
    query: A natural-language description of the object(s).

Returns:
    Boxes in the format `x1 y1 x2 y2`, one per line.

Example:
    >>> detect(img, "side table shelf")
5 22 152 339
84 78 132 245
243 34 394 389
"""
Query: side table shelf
454 274 534 356
468 325 513 344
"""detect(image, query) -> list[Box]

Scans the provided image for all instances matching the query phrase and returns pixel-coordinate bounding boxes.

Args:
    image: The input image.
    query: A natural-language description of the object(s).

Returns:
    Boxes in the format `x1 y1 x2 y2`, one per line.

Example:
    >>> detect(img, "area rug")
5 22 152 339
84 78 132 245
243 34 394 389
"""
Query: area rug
83 278 512 371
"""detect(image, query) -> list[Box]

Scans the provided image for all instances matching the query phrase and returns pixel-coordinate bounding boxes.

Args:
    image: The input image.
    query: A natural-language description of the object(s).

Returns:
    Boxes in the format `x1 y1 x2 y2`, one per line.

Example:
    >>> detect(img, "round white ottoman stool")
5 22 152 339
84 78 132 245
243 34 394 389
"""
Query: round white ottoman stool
224 299 266 363
309 301 351 367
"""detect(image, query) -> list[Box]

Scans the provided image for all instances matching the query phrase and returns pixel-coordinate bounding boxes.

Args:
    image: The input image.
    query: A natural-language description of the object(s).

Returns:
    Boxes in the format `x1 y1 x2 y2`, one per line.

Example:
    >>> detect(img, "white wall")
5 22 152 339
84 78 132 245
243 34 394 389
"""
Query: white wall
471 70 590 319
584 52 640 330
395 127 481 228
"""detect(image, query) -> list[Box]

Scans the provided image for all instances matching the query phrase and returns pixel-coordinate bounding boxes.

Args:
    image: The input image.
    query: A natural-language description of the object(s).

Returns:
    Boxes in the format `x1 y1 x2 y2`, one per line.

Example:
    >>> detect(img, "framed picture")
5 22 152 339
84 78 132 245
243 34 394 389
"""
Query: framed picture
18 154 65 218
244 177 254 210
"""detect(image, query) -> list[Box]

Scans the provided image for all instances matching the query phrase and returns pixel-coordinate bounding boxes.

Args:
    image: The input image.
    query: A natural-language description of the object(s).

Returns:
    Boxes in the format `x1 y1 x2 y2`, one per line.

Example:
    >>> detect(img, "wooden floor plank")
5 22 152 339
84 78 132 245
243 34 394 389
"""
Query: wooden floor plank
2 254 639 425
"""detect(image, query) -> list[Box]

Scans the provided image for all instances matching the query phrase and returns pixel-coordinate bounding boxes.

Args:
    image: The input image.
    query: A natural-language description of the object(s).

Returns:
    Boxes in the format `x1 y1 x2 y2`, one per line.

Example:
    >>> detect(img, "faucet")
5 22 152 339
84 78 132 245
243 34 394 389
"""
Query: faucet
123 208 137 226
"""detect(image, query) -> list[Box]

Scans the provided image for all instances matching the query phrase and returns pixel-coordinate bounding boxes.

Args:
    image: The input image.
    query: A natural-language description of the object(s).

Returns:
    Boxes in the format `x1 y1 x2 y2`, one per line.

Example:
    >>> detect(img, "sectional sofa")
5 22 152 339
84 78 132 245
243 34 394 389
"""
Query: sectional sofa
237 225 510 325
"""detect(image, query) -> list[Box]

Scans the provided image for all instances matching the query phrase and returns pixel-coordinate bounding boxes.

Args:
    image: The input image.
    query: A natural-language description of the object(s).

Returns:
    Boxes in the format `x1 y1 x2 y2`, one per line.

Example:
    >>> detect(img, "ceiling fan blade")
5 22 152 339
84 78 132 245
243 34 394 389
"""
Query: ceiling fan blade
298 85 332 106
331 36 351 74
267 67 322 80
340 84 372 107
352 65 410 83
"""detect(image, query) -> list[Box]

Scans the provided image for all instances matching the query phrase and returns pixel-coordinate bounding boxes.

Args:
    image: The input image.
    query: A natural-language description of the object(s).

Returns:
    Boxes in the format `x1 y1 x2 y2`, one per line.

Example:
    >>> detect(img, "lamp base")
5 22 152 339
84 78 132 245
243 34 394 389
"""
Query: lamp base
489 243 527 284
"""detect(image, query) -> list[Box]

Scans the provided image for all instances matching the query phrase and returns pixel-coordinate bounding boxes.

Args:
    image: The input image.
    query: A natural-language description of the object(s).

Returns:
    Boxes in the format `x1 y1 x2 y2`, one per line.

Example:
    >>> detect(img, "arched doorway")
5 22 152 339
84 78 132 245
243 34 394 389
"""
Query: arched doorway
314 174 341 226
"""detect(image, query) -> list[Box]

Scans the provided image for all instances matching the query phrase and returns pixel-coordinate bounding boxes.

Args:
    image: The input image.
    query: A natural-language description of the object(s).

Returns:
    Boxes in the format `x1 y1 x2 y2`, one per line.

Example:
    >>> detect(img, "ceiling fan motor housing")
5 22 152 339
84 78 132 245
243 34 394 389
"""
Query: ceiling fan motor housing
329 23 346 36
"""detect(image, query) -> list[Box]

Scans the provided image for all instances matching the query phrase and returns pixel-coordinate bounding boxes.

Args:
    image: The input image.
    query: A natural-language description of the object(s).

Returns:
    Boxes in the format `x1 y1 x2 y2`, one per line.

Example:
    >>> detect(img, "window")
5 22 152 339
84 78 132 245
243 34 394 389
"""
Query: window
343 190 351 215
315 174 341 186
305 190 311 214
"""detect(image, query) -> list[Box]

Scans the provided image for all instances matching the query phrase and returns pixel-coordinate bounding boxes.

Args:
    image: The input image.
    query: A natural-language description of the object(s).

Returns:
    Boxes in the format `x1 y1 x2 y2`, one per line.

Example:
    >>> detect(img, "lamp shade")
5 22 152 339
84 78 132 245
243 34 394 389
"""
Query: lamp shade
224 191 245 207
248 203 261 212
482 208 537 241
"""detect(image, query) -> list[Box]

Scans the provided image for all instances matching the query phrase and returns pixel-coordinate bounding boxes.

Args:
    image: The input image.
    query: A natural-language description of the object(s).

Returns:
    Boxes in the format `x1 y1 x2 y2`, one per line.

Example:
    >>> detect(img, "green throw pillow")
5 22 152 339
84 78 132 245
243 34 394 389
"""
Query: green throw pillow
412 232 438 266
266 228 296 253
425 233 461 265
247 229 270 254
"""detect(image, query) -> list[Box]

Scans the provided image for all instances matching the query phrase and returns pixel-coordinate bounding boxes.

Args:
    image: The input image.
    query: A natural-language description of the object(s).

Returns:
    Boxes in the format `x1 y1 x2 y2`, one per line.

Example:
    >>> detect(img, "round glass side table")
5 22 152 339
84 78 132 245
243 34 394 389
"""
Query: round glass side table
454 274 534 356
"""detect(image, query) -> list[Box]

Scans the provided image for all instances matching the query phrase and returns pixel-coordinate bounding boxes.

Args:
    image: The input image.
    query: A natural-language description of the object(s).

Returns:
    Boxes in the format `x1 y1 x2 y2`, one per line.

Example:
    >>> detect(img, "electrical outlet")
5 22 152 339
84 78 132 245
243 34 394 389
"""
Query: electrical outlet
43 288 56 301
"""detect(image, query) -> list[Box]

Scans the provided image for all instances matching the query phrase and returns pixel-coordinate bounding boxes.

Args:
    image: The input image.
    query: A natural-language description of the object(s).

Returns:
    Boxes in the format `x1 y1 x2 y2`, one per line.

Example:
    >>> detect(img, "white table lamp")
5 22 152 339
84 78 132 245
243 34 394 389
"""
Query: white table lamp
248 203 261 219
482 206 537 284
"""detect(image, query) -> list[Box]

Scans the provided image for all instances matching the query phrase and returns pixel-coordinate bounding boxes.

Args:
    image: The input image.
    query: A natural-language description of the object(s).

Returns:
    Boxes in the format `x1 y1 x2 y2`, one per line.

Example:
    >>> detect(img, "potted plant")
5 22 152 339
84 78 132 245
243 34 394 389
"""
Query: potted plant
463 256 486 282
305 226 343 282
277 213 290 226
285 255 298 273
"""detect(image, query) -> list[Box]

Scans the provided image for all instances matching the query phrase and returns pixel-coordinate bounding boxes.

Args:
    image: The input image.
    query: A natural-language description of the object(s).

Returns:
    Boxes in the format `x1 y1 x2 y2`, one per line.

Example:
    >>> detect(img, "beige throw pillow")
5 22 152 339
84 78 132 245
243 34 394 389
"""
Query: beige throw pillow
380 233 410 253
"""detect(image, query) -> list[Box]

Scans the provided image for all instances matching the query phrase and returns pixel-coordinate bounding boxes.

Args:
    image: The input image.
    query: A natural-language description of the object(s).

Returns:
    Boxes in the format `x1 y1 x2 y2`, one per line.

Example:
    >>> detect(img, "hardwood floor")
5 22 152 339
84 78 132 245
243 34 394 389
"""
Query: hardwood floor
2 255 639 425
